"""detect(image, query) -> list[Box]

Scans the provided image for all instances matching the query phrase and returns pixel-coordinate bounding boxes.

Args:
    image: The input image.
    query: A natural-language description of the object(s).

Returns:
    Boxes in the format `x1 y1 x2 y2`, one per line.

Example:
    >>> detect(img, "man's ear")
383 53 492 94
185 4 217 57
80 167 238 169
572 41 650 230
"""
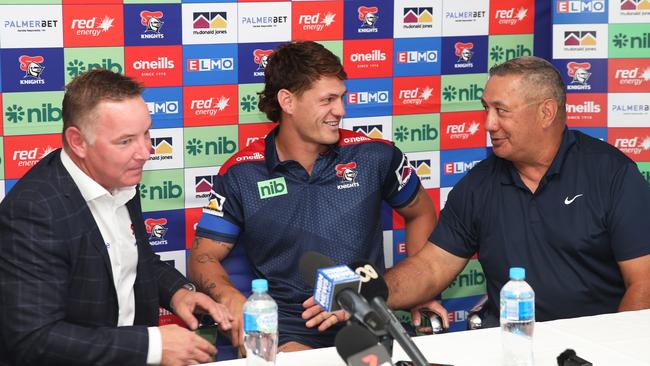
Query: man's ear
277 89 294 115
64 126 88 159
539 98 559 129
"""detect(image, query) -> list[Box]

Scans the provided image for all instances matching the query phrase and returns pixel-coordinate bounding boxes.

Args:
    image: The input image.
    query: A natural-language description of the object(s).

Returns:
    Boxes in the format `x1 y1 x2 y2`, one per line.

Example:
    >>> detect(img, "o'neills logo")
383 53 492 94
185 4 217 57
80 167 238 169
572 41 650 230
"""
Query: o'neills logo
350 50 386 62
342 136 371 144
133 57 175 70
235 151 264 162
566 100 601 113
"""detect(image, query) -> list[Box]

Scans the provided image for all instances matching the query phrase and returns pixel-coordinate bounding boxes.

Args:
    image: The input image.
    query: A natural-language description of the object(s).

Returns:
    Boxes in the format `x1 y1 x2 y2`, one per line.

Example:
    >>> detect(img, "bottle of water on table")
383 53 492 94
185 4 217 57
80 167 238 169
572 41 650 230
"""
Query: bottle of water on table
244 279 278 366
500 267 535 366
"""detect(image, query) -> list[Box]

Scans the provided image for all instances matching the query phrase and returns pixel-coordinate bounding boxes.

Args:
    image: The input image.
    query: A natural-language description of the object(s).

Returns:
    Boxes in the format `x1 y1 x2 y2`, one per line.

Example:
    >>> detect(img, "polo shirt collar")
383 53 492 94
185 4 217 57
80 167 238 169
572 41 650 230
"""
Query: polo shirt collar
263 125 341 173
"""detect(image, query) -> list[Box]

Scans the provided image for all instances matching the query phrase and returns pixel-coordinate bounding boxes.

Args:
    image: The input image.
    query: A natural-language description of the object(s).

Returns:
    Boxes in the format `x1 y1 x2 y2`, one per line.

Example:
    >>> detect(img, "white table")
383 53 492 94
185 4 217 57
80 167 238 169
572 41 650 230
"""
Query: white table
206 309 650 366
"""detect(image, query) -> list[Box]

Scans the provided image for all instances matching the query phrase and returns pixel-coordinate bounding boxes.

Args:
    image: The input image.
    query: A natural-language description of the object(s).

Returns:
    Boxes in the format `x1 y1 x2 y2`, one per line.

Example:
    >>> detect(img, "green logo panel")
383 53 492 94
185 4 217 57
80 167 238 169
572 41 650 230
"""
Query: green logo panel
637 162 650 188
64 47 124 84
0 0 60 3
609 24 650 58
441 74 488 112
3 92 64 136
238 83 269 124
139 169 184 212
0 137 4 180
257 177 288 199
392 113 440 153
184 125 238 167
488 34 534 69
317 40 344 62
442 259 486 300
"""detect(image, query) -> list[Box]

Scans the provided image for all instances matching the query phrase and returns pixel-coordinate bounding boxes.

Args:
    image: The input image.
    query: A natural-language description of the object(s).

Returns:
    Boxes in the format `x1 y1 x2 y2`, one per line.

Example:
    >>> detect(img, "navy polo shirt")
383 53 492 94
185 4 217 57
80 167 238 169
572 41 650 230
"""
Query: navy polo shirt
197 126 420 347
430 129 650 326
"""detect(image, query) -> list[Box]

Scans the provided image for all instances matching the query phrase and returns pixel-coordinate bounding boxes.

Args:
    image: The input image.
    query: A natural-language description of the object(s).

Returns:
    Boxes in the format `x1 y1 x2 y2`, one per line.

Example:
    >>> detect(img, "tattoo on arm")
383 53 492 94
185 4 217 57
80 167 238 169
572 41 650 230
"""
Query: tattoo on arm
196 273 217 296
196 253 220 264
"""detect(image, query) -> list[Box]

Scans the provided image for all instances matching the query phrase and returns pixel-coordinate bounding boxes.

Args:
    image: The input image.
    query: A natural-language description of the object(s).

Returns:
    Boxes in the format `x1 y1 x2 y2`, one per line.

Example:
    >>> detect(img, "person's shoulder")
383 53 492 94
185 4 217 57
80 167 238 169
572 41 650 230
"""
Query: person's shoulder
453 153 501 191
336 128 394 154
219 138 267 175
572 130 633 166
1 150 63 206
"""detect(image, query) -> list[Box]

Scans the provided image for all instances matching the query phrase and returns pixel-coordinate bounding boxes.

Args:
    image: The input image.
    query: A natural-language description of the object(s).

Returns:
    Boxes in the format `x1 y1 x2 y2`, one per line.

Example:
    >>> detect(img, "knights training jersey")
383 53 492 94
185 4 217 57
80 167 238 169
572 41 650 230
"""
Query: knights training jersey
196 126 420 346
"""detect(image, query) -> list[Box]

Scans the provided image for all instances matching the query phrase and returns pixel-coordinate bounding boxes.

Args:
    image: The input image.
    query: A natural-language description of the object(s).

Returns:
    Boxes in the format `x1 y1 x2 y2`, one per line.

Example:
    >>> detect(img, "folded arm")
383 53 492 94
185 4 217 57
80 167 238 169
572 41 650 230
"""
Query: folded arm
618 253 650 312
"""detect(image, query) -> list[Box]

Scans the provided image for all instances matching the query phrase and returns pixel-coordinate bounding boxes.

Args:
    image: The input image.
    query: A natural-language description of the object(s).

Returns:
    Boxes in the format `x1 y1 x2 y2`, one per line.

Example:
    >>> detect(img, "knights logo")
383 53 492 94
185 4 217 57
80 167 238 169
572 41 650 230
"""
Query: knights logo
455 42 474 63
253 49 273 71
335 162 360 189
141 11 164 33
567 62 591 85
19 55 45 79
358 6 379 28
145 218 168 242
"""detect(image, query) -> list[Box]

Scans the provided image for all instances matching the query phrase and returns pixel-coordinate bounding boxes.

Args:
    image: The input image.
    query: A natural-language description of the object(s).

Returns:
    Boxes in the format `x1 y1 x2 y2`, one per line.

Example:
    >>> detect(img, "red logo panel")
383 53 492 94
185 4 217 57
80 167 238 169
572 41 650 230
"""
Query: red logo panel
183 85 239 127
608 128 650 162
489 0 535 35
565 93 607 128
238 122 276 149
185 207 202 249
608 58 650 93
4 134 62 179
292 1 343 41
63 5 124 47
440 111 487 150
343 39 393 79
392 76 440 115
125 46 182 87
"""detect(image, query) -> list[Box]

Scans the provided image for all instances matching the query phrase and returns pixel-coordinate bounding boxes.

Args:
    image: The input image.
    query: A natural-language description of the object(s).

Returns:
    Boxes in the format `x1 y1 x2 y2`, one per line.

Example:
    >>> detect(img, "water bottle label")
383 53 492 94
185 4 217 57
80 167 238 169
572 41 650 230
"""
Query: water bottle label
244 312 278 333
501 299 534 321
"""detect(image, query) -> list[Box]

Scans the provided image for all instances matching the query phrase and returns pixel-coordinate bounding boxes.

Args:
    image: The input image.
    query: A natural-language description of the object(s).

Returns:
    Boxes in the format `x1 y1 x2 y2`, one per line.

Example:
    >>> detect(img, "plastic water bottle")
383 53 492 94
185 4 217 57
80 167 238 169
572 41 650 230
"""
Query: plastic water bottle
244 279 278 366
500 267 535 366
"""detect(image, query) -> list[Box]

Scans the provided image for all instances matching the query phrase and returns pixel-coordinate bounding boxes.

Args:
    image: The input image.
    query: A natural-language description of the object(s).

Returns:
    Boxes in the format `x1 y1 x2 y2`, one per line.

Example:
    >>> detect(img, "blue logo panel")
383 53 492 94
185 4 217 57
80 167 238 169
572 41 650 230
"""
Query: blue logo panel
552 59 607 93
5 180 18 195
142 209 186 252
440 148 486 188
394 37 441 77
124 4 182 46
143 87 183 129
1 48 64 92
552 0 608 24
441 295 487 332
344 78 392 118
441 36 488 75
182 44 238 86
344 0 394 40
571 127 607 141
238 42 283 84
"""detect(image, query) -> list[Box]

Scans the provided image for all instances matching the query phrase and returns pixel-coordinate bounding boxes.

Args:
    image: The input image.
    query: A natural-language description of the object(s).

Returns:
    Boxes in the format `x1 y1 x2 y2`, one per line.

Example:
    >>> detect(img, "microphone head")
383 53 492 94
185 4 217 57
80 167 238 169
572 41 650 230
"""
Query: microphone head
350 260 389 301
299 251 336 286
335 322 379 361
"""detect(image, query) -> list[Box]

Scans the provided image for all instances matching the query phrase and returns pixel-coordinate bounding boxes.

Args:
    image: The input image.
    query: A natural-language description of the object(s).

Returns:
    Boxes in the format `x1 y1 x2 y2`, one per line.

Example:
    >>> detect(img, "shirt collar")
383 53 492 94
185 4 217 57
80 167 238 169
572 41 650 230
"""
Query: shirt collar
60 149 136 206
263 125 340 173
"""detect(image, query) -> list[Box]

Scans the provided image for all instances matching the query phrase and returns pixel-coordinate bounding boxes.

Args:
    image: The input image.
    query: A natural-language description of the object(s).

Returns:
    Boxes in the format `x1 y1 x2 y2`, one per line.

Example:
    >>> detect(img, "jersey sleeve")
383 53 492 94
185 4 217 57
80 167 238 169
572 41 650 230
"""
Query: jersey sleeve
607 162 650 261
381 144 421 208
195 169 243 244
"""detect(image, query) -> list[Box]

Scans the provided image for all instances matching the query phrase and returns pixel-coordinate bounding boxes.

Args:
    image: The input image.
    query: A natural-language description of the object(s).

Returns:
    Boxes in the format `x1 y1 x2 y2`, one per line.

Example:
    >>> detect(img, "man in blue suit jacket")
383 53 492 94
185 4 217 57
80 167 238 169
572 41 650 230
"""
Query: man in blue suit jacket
0 70 233 365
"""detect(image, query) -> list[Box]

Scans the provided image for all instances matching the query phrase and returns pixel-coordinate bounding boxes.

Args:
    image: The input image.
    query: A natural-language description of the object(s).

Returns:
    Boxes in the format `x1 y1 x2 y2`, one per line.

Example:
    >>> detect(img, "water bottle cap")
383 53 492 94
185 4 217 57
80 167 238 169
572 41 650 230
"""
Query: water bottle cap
251 279 268 292
509 267 525 280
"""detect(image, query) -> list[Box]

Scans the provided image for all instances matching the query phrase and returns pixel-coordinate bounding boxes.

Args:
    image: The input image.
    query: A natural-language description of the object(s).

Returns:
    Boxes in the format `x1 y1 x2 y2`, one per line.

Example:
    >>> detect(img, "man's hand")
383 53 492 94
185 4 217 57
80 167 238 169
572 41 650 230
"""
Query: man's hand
301 296 349 332
159 324 217 366
410 299 449 331
170 288 233 332
217 288 247 354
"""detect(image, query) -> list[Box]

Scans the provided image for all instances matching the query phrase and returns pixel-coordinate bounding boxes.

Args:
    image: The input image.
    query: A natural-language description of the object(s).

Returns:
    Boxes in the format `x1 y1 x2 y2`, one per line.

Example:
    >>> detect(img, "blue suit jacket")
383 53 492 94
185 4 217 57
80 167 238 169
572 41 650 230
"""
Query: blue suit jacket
0 149 188 365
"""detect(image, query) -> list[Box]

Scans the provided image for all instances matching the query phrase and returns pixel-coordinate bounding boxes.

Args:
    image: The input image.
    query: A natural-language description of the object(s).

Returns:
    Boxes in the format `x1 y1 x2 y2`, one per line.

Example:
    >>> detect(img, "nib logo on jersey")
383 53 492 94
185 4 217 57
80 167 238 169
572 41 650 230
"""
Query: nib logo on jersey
394 38 441 77
63 5 123 47
238 42 280 84
3 91 63 136
344 0 393 39
142 210 185 251
490 1 534 34
554 0 607 23
441 36 488 75
1 48 64 93
393 76 440 115
125 46 182 88
184 125 238 167
124 4 181 46
140 170 185 212
183 85 238 126
609 59 650 92
565 93 607 127
554 59 607 93
292 1 342 40
440 148 486 187
441 73 488 112
441 111 486 150
609 128 650 161
344 39 392 78
142 87 182 129
344 78 392 118
488 34 533 68
3 134 61 179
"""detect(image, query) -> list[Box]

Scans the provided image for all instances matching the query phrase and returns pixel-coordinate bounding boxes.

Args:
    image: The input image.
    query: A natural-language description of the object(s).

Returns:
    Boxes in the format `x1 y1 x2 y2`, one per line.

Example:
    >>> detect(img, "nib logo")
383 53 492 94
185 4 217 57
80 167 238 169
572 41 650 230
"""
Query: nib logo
186 137 236 156
5 103 61 123
490 44 532 63
240 94 258 113
394 123 438 143
298 12 336 31
443 84 483 102
443 86 457 101
495 7 528 25
5 105 25 123
139 181 182 200
66 58 123 77
612 32 650 49
71 16 115 37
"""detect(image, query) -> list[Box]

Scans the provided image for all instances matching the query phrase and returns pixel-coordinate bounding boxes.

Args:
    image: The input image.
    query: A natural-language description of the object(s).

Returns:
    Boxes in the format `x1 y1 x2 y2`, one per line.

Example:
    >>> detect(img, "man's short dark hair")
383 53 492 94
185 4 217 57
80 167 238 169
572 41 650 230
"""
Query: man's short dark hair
489 56 566 121
62 69 144 145
258 41 347 122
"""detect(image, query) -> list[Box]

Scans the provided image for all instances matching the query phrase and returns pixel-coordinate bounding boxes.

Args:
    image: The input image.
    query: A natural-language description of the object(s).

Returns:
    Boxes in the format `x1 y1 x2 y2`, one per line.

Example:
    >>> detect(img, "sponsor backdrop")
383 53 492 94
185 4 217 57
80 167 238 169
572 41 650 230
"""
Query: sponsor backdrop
0 0 648 336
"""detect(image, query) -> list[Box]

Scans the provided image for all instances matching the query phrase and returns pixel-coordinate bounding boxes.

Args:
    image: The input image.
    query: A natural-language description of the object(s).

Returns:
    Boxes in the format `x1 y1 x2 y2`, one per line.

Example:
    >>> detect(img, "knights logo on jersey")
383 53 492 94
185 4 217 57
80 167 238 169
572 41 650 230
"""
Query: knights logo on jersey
336 162 360 189
395 154 413 191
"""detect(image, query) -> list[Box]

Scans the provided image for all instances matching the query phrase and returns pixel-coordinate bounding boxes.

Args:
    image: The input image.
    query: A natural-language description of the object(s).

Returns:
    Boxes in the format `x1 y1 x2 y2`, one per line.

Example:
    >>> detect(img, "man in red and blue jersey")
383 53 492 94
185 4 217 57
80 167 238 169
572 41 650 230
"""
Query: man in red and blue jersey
188 41 438 352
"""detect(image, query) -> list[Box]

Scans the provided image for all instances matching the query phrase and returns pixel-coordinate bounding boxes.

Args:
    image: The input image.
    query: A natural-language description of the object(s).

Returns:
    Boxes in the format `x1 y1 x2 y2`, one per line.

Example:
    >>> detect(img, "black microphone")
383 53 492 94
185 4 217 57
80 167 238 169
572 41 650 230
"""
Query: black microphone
350 261 430 366
335 322 395 366
299 251 335 285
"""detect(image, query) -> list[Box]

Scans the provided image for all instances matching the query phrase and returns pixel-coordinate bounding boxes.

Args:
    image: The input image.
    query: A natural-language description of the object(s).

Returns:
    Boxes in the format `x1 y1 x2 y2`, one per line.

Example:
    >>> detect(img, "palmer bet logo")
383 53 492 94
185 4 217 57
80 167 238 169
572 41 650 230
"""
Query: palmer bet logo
19 55 45 84
335 162 360 189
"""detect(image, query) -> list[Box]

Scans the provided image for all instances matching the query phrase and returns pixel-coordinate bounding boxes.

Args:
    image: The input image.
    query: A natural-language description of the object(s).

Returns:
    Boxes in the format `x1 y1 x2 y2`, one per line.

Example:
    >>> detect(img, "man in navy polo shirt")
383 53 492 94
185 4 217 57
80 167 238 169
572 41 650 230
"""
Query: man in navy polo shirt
380 56 650 327
188 41 438 352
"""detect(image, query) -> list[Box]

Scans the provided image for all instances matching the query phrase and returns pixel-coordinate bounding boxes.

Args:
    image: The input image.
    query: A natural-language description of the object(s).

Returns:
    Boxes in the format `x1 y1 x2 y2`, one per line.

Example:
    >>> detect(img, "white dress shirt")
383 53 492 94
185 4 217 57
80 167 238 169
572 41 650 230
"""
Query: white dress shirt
60 150 162 364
